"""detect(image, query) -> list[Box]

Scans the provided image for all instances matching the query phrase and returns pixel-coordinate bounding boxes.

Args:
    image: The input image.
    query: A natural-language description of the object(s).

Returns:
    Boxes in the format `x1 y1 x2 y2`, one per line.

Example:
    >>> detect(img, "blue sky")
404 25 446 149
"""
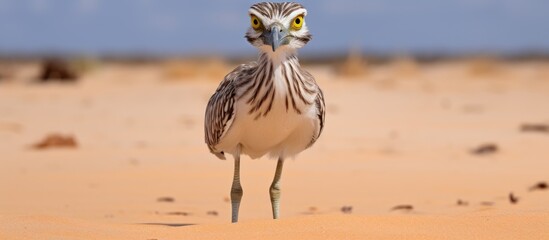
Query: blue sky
0 0 548 55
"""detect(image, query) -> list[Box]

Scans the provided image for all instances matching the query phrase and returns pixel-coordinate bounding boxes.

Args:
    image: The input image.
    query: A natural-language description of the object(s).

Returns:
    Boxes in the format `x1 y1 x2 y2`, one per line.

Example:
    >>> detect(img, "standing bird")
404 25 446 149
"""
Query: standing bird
205 2 325 223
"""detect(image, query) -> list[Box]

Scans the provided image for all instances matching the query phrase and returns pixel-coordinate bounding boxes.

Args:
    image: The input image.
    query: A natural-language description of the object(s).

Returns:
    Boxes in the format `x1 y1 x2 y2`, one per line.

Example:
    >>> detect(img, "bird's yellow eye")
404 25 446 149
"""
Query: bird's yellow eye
251 15 262 30
292 15 304 30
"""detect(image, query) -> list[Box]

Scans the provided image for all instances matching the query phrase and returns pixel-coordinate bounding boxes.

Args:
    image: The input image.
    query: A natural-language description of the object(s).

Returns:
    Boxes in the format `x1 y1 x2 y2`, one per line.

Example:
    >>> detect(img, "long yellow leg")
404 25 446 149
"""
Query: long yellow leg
270 158 284 219
230 155 243 223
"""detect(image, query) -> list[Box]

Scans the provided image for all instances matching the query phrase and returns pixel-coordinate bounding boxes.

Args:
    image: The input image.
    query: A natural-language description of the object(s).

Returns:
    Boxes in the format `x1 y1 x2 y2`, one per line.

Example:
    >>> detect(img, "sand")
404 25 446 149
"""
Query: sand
1 60 548 239
2 213 548 239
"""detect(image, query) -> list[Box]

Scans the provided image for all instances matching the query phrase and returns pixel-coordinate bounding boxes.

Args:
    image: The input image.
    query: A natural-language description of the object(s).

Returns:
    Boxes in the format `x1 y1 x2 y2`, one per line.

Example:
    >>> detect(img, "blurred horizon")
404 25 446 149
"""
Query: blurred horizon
1 0 549 57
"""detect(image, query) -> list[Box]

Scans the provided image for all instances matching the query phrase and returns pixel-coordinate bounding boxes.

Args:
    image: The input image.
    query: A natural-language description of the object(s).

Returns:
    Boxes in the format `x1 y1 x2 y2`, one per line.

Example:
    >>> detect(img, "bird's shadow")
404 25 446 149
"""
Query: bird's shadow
137 223 195 227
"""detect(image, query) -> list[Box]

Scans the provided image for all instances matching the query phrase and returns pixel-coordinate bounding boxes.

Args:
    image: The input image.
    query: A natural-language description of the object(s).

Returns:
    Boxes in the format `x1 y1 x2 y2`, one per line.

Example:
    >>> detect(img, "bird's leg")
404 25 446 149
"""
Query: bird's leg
230 155 243 223
269 158 284 219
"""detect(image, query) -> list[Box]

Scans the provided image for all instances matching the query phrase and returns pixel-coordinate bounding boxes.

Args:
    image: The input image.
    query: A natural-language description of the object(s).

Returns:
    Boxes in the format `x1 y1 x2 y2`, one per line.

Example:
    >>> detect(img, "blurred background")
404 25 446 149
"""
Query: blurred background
1 0 549 233
1 0 549 56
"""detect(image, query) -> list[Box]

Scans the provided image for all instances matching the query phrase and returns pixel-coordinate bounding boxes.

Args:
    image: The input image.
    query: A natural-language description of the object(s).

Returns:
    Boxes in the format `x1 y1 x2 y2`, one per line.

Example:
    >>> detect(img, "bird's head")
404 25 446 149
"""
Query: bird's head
245 2 312 54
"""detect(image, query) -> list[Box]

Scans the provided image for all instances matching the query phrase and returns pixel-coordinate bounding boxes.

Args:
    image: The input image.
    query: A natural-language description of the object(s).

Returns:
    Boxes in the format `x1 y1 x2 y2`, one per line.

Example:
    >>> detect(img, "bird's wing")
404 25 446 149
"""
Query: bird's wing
302 70 326 148
307 88 325 148
204 63 254 159
315 88 326 137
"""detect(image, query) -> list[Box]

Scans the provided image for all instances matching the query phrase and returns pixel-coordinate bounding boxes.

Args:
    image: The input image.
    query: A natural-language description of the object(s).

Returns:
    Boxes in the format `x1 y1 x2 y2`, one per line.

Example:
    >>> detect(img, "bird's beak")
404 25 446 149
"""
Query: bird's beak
264 24 289 52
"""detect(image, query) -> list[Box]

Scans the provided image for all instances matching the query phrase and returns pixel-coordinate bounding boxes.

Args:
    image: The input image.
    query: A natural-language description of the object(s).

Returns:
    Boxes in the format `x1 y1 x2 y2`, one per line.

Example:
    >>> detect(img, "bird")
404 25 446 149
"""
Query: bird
204 2 325 223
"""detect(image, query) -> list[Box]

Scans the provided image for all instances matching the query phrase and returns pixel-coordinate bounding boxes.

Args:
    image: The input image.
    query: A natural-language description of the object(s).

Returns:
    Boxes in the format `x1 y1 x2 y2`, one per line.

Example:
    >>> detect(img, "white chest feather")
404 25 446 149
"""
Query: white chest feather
217 64 318 159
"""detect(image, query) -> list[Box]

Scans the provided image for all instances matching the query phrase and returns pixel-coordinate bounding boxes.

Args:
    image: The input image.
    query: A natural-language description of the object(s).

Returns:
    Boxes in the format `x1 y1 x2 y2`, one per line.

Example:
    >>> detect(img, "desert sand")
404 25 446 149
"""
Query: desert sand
1 59 548 239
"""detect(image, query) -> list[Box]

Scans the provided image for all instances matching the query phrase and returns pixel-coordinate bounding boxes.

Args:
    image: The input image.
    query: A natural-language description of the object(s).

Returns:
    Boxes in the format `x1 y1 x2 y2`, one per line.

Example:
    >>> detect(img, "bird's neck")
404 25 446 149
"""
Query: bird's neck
258 48 299 69
252 50 303 88
243 49 314 117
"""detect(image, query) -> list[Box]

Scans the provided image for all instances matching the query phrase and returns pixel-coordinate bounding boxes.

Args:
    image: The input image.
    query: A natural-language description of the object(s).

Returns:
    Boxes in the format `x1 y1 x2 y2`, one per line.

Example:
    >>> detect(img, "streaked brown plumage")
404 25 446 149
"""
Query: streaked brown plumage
204 2 325 223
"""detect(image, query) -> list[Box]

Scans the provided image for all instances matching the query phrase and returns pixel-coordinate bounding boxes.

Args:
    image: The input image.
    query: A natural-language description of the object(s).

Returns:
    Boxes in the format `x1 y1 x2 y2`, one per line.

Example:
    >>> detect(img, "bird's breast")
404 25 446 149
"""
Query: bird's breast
230 72 317 158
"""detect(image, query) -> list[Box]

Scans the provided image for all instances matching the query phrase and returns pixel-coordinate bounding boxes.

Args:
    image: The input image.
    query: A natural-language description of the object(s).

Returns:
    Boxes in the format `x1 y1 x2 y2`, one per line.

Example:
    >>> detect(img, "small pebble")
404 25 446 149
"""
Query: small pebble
529 182 547 191
457 199 469 206
157 197 175 203
509 192 519 204
471 143 498 155
340 206 353 214
391 205 413 212
166 211 189 216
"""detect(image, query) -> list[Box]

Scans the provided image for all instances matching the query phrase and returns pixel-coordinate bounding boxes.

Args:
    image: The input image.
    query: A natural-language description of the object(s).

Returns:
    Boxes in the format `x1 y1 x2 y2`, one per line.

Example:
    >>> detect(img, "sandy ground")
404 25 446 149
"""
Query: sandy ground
1 60 548 239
